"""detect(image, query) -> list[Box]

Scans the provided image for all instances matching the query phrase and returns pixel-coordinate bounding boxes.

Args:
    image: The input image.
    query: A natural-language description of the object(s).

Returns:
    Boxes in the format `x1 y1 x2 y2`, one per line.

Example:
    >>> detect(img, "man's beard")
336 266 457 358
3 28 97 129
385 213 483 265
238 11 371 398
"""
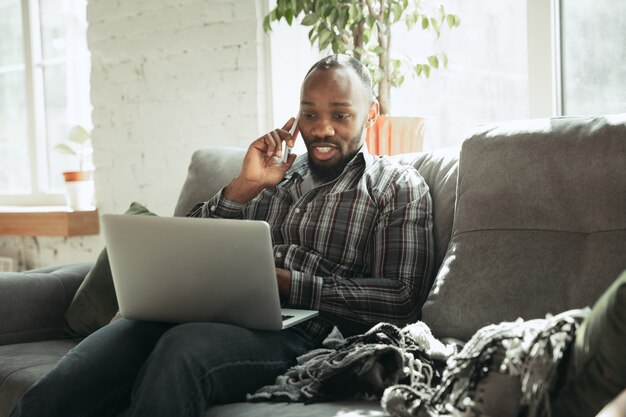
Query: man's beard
306 128 364 184
307 152 354 183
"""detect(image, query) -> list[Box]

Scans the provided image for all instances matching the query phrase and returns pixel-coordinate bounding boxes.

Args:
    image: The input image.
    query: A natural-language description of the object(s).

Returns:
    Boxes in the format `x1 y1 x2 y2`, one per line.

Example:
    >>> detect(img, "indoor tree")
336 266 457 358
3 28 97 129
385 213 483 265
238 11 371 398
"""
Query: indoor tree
264 0 461 115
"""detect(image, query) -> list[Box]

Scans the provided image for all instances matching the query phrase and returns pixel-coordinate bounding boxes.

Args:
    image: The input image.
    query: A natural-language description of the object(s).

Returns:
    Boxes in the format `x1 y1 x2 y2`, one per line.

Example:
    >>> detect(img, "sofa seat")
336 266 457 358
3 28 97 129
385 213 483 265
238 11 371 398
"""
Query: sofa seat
0 339 80 417
0 339 388 417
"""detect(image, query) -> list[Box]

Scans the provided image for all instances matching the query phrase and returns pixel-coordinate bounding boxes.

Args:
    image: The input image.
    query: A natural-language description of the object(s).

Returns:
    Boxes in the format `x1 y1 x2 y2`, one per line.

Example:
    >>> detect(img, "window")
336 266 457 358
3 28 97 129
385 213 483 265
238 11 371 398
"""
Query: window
0 0 90 205
560 0 626 116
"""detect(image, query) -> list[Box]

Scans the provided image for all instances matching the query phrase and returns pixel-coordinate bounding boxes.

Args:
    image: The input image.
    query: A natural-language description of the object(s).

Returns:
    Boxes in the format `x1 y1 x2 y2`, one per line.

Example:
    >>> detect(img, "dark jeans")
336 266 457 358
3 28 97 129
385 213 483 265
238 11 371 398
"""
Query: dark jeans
10 319 316 417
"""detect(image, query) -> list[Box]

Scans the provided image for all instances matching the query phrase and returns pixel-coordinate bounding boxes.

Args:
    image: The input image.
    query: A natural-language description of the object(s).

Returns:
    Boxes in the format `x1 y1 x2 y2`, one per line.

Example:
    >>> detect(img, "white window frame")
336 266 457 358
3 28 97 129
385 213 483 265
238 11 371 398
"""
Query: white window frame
527 0 563 118
0 0 85 207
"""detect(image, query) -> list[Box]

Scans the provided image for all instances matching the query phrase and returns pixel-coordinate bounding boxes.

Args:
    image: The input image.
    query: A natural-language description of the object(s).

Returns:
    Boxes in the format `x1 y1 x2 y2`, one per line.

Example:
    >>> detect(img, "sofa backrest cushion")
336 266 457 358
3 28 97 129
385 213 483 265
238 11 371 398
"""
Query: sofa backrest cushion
421 114 626 341
174 147 246 217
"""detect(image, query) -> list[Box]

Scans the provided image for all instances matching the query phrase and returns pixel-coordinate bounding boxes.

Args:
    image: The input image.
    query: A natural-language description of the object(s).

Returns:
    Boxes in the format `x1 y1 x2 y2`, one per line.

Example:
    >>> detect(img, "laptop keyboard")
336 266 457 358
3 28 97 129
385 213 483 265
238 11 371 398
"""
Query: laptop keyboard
281 314 294 321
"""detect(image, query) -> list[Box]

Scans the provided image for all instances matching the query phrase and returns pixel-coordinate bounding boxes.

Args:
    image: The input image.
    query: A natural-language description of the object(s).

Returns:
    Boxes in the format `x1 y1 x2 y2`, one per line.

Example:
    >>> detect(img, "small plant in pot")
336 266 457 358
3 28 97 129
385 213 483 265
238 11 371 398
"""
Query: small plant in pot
54 125 95 210
264 0 460 154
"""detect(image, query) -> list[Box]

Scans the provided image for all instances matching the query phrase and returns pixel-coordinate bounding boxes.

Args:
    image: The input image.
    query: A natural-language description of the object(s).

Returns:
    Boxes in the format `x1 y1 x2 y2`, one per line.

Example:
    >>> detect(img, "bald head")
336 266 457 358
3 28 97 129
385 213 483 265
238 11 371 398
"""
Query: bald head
304 54 374 104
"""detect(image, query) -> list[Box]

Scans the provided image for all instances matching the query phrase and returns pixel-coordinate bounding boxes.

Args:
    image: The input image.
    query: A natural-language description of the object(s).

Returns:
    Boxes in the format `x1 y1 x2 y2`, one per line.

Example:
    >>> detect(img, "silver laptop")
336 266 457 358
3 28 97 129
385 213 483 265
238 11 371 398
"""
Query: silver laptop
101 214 318 330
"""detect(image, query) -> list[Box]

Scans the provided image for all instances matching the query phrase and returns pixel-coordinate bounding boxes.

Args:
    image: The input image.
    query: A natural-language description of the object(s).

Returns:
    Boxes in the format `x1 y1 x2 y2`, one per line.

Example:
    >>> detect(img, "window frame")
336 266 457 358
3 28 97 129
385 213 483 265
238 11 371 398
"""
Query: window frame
0 0 86 207
526 0 563 118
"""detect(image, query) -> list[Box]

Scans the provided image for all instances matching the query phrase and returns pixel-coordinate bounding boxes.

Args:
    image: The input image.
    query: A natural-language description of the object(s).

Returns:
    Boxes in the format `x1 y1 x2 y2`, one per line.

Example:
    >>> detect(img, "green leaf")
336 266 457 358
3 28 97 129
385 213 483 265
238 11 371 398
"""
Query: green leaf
421 16 429 29
301 13 319 26
349 4 357 21
392 3 403 23
439 4 445 19
446 14 455 29
370 45 383 55
441 52 449 68
277 0 286 16
423 64 431 77
322 5 333 18
263 14 271 32
68 125 90 144
319 29 333 50
427 55 439 69
405 13 415 29
330 8 338 25
367 15 376 29
383 7 390 24
315 1 323 15
54 143 78 156
430 17 438 28
415 64 423 77
286 8 294 25
454 15 461 27
337 7 348 29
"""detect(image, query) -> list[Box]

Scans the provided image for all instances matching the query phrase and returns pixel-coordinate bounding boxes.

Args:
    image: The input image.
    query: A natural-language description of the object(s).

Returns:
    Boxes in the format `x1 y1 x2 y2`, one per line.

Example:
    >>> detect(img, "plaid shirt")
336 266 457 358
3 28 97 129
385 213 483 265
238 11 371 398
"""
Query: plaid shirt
187 146 433 343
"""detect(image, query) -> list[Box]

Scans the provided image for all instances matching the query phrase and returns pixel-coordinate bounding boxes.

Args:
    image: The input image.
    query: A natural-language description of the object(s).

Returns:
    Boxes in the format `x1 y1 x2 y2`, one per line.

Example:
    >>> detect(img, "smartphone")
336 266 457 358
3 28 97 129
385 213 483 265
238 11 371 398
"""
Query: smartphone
281 117 298 164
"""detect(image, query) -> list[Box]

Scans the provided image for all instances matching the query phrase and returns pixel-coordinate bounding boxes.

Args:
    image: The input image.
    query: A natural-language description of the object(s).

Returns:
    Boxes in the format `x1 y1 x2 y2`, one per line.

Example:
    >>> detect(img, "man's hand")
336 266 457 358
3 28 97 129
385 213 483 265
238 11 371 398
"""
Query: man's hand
223 118 299 204
276 267 292 298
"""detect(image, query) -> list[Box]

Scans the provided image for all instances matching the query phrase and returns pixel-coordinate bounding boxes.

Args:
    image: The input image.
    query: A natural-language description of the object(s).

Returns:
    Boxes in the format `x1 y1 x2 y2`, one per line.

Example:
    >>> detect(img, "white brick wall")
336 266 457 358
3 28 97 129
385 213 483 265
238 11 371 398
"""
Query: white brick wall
91 0 270 216
0 0 271 270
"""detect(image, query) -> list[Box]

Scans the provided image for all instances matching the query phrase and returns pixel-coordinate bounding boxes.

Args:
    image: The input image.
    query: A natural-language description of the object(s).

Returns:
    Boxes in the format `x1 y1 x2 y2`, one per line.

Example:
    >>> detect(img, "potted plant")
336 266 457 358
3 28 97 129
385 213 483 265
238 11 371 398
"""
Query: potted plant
54 125 95 210
264 0 460 154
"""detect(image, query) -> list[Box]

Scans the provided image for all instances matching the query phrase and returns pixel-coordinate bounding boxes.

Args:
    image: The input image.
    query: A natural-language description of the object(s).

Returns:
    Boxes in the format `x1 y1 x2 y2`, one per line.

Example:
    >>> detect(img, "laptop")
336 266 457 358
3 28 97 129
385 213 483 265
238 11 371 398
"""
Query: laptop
101 214 318 331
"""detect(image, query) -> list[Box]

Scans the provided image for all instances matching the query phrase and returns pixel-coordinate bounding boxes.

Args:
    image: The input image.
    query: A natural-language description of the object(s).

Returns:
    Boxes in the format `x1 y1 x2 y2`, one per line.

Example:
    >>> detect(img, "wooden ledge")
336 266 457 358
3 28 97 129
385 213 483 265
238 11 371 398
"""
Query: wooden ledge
0 207 99 236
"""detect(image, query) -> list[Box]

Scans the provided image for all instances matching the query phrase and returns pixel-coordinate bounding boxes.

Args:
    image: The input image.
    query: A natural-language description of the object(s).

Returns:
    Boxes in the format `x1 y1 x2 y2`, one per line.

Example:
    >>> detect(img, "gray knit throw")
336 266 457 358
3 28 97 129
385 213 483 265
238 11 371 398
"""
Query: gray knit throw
248 309 588 417
382 308 588 417
248 321 455 403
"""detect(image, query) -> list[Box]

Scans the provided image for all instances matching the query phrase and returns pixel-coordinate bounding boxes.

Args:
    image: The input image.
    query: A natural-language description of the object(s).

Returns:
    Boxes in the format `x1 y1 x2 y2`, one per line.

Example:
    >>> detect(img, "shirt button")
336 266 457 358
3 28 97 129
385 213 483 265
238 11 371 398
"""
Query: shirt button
210 205 216 212
276 252 283 258
294 208 301 214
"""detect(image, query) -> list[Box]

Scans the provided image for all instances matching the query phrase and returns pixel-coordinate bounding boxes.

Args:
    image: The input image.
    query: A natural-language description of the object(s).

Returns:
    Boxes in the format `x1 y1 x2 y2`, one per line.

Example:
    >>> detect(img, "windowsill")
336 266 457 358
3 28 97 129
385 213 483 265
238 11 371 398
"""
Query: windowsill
0 206 99 237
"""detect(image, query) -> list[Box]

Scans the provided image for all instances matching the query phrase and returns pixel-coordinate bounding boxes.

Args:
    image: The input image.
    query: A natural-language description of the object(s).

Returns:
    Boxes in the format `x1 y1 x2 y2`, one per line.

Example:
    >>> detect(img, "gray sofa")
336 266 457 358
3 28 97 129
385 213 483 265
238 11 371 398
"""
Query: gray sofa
1 114 625 417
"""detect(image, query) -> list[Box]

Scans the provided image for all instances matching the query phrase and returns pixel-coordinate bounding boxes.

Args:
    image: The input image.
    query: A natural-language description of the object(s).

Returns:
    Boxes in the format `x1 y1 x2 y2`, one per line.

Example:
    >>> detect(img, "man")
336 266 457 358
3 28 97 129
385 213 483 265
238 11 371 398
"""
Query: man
10 54 433 417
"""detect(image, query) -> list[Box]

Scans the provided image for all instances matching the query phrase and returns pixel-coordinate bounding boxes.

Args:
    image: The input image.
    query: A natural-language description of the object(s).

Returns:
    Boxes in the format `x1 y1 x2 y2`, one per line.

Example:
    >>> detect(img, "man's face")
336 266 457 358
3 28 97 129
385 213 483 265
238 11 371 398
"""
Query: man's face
298 67 374 183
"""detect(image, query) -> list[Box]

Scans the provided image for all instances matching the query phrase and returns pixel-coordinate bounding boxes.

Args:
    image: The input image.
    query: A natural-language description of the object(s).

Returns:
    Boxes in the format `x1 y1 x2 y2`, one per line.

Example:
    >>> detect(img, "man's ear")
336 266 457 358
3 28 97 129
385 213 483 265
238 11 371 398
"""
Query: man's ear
365 100 380 128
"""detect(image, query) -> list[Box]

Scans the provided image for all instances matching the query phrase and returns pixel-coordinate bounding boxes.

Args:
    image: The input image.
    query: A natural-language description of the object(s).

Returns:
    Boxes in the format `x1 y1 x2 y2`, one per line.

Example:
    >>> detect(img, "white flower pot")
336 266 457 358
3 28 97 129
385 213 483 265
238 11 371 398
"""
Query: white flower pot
62 171 95 211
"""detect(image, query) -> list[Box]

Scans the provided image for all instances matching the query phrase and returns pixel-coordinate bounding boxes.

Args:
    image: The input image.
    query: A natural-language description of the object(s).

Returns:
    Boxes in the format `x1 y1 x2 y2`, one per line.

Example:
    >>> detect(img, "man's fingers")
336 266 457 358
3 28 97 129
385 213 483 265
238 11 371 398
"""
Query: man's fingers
253 118 298 157
289 125 299 148
268 130 283 156
282 117 296 132
286 152 297 166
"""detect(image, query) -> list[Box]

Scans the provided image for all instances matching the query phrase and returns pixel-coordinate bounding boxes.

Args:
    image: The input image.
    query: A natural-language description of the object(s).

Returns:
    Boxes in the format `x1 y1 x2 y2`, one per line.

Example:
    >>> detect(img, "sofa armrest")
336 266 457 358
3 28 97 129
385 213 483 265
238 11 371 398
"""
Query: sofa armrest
0 262 91 346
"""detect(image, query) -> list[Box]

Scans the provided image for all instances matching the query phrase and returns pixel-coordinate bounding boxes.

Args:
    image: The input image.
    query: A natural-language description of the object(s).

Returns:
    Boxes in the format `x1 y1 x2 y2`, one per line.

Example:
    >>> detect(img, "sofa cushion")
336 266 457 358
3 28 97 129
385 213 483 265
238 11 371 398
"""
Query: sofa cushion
551 269 626 417
421 114 626 340
0 263 89 346
173 147 246 217
0 339 80 417
64 202 157 337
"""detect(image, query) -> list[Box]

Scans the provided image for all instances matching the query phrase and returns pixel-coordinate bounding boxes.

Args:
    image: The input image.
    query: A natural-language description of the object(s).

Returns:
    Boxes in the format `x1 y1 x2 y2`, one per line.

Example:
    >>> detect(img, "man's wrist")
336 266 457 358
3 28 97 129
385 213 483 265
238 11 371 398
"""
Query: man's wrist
223 176 264 204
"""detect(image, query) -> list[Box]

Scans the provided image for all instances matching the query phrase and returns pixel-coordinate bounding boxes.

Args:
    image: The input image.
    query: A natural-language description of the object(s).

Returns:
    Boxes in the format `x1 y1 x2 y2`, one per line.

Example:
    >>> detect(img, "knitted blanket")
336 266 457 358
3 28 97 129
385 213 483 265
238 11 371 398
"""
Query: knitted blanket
248 309 588 417
248 322 456 403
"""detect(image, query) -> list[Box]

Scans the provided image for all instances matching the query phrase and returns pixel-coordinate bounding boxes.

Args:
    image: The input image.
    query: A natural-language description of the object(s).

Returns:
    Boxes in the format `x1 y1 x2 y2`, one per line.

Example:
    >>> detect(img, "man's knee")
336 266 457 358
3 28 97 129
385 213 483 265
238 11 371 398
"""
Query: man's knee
150 322 238 365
